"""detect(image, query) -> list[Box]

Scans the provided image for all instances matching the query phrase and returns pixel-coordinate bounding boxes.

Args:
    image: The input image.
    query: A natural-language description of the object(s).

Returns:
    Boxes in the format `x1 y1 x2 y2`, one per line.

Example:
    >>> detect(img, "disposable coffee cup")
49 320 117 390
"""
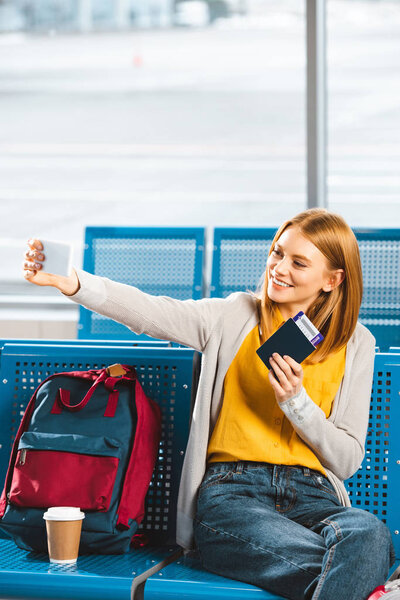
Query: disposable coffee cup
43 507 85 564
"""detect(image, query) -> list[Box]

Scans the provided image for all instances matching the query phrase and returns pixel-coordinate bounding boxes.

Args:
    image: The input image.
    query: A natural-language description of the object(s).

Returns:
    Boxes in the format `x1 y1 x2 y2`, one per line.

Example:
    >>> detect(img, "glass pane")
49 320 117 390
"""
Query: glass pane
327 0 400 226
0 1 305 295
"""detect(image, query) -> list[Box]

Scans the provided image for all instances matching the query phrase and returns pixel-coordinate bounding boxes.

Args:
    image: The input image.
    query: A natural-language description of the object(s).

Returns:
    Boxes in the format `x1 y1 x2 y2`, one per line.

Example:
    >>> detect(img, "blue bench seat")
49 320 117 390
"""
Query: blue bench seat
0 537 181 600
144 551 285 599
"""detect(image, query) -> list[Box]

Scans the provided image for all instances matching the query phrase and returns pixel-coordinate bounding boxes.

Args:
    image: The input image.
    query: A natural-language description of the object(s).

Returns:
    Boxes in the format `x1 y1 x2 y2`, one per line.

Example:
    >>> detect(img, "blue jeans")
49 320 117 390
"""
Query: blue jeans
193 461 395 600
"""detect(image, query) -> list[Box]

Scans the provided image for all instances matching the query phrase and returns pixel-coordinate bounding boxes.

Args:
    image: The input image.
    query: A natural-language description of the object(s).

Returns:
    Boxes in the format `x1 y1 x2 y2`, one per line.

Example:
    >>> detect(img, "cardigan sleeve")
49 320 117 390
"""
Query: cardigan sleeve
67 269 226 352
279 326 376 481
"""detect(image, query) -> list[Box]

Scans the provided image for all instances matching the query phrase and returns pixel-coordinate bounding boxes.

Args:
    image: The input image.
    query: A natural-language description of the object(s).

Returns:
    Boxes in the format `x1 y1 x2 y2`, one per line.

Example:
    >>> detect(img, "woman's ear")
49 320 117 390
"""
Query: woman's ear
322 269 345 293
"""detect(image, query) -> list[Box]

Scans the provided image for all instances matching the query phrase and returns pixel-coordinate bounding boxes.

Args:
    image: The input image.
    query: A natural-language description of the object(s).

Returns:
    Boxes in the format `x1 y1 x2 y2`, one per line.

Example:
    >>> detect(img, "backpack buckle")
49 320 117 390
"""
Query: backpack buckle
106 364 127 378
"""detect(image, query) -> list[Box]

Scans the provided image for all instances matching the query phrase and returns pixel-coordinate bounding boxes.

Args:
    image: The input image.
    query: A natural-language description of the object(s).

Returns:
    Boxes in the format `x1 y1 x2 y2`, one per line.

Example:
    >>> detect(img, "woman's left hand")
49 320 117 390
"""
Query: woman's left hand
268 353 304 404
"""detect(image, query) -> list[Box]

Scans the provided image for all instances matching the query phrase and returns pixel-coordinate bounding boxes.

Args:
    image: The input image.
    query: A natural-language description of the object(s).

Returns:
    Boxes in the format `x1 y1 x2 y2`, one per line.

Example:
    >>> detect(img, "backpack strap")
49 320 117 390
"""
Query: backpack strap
0 372 60 518
116 375 162 529
51 369 122 417
53 370 109 412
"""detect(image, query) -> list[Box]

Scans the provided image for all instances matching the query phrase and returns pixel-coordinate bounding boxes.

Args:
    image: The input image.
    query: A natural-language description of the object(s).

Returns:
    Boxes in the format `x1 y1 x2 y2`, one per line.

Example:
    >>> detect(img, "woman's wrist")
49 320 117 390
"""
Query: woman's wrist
56 268 81 296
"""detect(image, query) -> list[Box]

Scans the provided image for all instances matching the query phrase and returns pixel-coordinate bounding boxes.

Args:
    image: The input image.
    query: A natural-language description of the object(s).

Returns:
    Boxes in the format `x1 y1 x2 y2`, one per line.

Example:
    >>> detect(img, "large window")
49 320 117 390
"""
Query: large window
0 0 306 298
327 0 400 226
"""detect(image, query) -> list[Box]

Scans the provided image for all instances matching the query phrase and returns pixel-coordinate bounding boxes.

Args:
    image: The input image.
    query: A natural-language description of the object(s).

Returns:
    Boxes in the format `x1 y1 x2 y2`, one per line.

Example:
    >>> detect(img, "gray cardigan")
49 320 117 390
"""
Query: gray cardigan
70 269 376 551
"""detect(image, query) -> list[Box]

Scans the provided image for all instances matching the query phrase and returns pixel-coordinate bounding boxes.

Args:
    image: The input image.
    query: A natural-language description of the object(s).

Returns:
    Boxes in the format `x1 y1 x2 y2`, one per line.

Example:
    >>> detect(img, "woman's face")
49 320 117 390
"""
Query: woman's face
266 226 343 320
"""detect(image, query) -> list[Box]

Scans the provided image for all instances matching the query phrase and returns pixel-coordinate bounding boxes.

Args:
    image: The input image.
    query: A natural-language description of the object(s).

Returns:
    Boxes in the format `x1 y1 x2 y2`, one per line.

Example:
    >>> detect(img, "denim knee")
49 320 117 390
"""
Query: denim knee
356 512 395 567
374 518 396 567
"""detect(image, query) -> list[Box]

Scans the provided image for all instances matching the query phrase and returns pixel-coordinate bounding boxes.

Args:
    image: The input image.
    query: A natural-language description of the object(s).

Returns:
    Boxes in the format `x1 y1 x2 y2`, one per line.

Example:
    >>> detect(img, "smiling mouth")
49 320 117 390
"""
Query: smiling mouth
270 275 293 288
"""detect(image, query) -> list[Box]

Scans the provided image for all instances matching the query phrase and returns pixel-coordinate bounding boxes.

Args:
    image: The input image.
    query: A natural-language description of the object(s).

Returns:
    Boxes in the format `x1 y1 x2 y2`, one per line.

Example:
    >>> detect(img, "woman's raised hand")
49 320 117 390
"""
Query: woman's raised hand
268 353 304 404
23 238 80 296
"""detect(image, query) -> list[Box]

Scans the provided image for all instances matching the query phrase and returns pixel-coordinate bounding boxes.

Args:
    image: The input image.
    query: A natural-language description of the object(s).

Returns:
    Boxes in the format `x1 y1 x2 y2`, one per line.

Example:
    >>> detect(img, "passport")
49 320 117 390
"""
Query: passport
256 316 318 371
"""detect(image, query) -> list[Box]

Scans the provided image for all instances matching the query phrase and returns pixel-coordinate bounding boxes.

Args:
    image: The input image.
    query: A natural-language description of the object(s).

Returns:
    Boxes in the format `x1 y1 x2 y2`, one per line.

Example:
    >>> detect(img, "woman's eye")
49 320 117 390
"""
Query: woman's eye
272 250 305 267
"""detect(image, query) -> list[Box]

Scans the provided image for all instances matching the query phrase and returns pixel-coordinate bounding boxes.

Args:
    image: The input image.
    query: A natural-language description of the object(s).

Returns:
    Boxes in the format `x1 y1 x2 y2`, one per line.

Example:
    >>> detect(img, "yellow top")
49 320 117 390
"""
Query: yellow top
207 308 347 475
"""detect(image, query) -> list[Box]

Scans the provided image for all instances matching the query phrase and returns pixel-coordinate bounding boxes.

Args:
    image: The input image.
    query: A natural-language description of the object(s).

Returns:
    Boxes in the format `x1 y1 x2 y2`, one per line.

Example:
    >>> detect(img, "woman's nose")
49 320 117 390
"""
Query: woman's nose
274 257 289 275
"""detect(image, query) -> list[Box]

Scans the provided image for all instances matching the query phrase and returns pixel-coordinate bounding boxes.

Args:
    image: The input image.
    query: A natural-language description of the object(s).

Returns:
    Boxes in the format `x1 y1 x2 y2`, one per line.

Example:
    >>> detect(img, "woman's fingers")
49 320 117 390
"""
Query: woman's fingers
271 353 303 380
24 240 45 274
25 249 45 261
282 354 303 376
27 238 43 252
26 239 45 266
269 353 295 384
23 239 48 285
23 264 55 286
269 356 292 391
268 368 280 390
23 260 40 281
23 260 42 271
268 353 304 404
272 353 292 375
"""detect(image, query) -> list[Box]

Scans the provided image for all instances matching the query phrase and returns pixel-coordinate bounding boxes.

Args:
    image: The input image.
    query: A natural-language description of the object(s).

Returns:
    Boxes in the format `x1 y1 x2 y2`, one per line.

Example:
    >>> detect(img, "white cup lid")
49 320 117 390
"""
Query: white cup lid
43 507 85 521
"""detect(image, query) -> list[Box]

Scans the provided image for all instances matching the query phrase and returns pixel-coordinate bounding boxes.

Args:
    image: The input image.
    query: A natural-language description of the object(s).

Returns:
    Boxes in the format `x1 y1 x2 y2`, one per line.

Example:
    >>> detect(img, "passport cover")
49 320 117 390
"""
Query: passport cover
256 317 317 370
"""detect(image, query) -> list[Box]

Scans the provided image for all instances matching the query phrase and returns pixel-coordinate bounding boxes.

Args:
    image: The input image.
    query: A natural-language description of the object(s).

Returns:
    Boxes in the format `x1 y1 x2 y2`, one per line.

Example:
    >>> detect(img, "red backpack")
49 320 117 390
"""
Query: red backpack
0 363 162 554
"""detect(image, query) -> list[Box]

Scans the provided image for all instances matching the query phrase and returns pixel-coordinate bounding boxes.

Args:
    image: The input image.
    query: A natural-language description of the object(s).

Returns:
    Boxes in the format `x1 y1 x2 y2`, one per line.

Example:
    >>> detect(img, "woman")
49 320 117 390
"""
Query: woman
23 208 395 600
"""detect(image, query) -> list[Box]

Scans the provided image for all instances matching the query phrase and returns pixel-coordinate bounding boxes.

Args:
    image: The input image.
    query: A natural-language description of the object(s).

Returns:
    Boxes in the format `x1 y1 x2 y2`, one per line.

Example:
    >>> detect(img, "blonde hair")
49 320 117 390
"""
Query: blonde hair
254 208 363 364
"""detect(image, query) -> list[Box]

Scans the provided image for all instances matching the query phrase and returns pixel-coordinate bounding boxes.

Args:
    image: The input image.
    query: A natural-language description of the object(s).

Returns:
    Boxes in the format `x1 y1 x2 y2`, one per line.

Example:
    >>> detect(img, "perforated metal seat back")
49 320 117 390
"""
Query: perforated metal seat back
79 227 205 339
0 343 198 544
345 352 400 558
211 228 400 349
210 228 277 298
355 230 400 350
